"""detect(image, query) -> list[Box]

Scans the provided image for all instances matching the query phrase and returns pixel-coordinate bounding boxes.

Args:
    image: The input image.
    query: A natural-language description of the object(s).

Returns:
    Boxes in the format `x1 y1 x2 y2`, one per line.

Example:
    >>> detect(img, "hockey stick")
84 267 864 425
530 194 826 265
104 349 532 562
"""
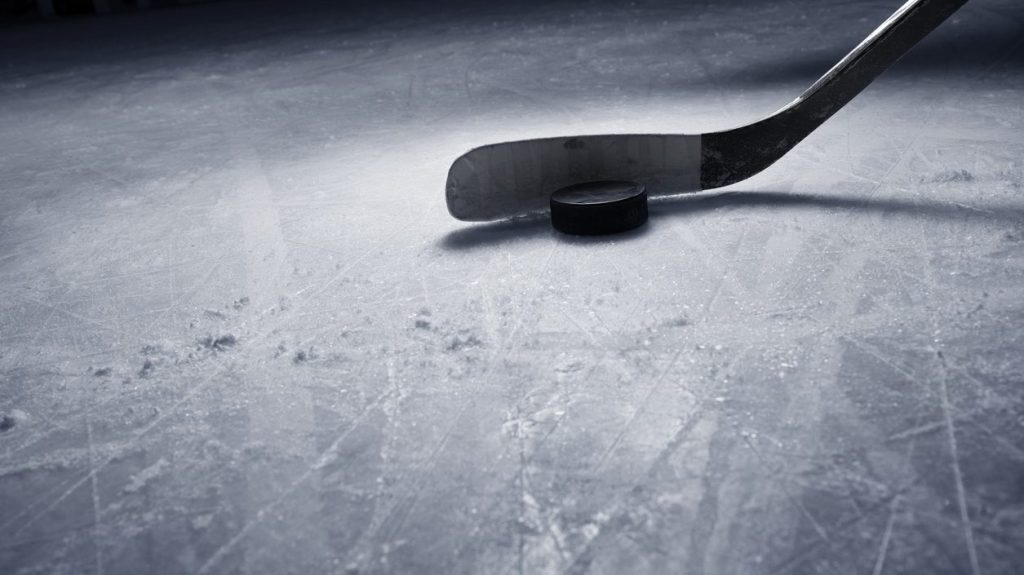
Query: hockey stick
445 0 969 221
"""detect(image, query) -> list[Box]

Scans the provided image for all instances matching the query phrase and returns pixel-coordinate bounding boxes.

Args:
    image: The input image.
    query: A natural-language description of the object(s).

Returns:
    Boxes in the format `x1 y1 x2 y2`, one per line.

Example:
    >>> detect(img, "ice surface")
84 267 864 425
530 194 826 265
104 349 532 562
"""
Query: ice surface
1 0 1023 573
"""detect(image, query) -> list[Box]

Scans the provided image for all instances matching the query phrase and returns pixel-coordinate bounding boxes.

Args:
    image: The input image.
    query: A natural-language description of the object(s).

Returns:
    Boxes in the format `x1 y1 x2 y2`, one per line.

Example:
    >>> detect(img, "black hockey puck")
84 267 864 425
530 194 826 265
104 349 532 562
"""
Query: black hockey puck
550 180 648 235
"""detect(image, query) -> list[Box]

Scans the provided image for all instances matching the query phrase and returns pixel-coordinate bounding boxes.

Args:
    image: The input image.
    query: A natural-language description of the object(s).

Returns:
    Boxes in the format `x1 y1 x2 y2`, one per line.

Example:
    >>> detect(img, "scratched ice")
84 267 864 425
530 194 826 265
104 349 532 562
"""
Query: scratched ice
1 1 1023 574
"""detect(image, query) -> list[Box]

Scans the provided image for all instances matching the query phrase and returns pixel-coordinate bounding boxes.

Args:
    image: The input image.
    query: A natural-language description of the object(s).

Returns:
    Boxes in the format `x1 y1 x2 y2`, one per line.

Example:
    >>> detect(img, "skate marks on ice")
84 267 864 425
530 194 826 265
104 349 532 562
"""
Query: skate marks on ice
2 0 1024 573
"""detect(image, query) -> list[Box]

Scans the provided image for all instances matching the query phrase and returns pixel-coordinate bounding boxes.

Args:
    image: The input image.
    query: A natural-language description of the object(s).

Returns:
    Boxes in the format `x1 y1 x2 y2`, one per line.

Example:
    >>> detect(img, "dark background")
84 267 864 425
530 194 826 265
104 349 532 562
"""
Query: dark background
3 0 1023 89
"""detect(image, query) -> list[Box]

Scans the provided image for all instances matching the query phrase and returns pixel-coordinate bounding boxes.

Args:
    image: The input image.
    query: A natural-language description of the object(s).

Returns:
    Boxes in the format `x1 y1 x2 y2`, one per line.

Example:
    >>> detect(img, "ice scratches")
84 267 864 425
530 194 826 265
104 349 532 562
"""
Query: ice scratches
741 434 831 545
936 350 981 575
970 418 1024 462
4 349 234 539
196 385 398 574
884 399 1014 448
768 480 920 575
699 225 750 324
550 407 709 575
285 220 407 305
361 243 561 545
471 335 710 574
839 335 921 386
885 420 945 443
556 306 609 351
86 420 105 575
838 337 986 574
368 360 407 534
500 396 581 574
683 412 730 575
5 206 413 557
449 372 598 565
593 348 684 472
4 298 242 461
871 496 900 575
139 255 229 335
